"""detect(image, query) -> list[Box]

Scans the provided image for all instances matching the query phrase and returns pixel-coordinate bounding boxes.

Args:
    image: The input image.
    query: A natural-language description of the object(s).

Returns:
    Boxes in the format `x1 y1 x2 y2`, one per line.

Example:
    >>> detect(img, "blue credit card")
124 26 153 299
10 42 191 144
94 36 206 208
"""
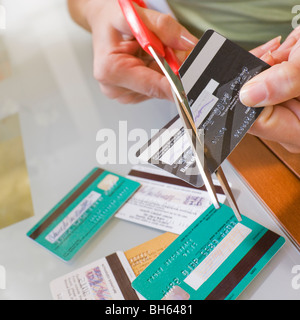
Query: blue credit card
27 168 140 261
132 204 285 300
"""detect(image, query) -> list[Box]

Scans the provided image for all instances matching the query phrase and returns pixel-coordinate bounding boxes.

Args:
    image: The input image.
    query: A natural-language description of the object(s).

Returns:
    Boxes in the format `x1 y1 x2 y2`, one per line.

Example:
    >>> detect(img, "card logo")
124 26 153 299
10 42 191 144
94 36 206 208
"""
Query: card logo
0 265 6 290
292 5 300 29
291 265 300 290
0 5 6 30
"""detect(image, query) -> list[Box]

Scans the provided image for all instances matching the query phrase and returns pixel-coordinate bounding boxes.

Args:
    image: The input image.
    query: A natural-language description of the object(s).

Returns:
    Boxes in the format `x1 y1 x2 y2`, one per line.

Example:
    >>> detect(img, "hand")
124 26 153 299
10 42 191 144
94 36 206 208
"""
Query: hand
82 0 197 104
240 27 300 153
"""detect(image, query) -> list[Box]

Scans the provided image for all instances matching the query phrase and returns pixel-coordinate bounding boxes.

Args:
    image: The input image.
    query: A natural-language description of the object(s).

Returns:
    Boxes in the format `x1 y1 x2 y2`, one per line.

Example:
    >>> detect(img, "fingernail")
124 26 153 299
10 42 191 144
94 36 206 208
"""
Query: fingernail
181 35 196 46
261 36 281 51
122 34 135 41
240 81 267 107
260 51 275 65
180 31 197 49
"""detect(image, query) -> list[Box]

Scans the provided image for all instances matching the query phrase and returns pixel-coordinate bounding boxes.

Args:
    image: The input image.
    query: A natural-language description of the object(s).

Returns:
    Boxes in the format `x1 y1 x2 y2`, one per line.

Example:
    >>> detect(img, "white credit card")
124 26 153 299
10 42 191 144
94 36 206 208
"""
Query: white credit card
115 165 226 234
50 251 141 300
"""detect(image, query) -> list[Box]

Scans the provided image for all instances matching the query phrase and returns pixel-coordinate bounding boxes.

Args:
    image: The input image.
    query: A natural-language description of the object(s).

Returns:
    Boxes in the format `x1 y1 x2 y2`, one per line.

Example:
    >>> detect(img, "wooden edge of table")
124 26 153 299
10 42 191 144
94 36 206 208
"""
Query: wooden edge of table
228 134 300 249
260 139 300 180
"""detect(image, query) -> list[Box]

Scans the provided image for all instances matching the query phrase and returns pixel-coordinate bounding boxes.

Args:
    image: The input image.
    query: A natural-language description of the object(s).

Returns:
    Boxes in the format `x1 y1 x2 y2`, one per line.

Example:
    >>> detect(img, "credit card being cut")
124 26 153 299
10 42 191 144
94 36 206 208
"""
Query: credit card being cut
132 204 285 300
137 30 270 187
27 168 140 261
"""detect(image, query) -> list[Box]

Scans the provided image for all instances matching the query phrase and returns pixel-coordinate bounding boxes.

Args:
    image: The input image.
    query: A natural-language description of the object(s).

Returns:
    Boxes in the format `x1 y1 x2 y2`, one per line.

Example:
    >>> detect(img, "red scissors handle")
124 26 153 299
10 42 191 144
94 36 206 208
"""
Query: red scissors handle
118 0 180 75
118 0 164 57
132 0 147 9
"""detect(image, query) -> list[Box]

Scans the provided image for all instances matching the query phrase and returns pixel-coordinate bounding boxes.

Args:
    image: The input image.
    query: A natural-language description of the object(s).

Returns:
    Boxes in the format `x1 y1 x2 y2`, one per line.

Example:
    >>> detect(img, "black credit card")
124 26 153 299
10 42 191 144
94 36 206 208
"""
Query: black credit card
137 30 270 187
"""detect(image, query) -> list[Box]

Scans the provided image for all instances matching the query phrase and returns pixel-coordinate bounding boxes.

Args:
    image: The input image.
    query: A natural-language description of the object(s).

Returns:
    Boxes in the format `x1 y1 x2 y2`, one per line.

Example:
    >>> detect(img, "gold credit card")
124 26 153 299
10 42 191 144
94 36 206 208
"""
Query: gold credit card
125 232 178 276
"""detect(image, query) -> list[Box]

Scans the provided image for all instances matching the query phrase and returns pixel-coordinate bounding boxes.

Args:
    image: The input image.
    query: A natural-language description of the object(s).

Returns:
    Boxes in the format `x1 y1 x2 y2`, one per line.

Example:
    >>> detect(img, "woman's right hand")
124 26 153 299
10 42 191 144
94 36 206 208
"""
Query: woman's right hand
69 0 198 104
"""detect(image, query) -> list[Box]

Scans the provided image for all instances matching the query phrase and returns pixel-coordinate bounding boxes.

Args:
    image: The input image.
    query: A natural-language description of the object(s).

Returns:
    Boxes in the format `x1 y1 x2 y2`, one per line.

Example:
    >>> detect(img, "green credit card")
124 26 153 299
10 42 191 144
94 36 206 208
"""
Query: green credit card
27 168 140 261
132 204 285 300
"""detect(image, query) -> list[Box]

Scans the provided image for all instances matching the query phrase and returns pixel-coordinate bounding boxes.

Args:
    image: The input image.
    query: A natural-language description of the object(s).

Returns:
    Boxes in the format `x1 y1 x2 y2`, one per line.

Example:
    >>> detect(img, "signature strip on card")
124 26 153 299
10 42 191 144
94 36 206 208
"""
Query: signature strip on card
129 169 224 194
27 169 141 261
29 168 104 240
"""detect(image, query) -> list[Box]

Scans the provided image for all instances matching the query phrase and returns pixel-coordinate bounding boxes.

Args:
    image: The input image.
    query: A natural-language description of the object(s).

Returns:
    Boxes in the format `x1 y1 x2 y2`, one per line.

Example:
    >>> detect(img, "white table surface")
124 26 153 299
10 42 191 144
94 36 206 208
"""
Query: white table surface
0 0 299 300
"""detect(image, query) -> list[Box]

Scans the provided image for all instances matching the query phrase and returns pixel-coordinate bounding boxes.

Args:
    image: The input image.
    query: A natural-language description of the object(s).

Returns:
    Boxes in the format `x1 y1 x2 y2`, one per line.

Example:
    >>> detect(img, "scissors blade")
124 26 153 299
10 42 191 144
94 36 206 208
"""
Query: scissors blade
148 46 194 121
215 167 242 221
149 45 242 220
171 90 220 210
149 45 220 209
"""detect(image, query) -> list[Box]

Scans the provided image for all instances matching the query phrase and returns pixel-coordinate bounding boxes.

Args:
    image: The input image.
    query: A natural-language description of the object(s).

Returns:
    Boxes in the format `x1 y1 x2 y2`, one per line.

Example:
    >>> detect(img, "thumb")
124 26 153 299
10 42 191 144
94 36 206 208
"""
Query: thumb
240 61 300 107
136 6 198 51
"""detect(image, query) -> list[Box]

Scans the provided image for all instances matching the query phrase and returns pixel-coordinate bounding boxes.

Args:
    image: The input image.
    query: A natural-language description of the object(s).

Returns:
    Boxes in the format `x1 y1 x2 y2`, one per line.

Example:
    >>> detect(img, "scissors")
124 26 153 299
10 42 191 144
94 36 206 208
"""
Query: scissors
118 0 242 221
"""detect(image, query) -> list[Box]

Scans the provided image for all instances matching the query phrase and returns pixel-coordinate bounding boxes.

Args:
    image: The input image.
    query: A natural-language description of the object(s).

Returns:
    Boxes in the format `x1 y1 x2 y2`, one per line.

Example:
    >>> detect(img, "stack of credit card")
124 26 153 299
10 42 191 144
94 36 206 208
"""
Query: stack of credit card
28 30 285 301
27 168 140 261
50 204 285 300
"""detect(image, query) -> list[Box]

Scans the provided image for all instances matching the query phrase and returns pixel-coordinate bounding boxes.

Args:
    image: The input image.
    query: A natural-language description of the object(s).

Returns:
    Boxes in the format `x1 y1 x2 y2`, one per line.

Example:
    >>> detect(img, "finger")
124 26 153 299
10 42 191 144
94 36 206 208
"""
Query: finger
261 26 300 64
242 28 300 107
249 104 300 148
92 27 140 84
134 6 198 51
99 83 135 100
250 36 281 58
100 82 151 104
259 49 291 66
259 51 275 66
108 1 136 37
92 27 173 101
282 25 300 45
96 50 173 100
258 33 300 67
268 35 300 64
279 142 300 154
269 48 292 64
110 3 197 51
100 83 154 104
290 37 300 59
280 98 300 119
276 34 297 52
240 61 300 107
91 8 175 101
117 62 173 100
117 92 150 104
